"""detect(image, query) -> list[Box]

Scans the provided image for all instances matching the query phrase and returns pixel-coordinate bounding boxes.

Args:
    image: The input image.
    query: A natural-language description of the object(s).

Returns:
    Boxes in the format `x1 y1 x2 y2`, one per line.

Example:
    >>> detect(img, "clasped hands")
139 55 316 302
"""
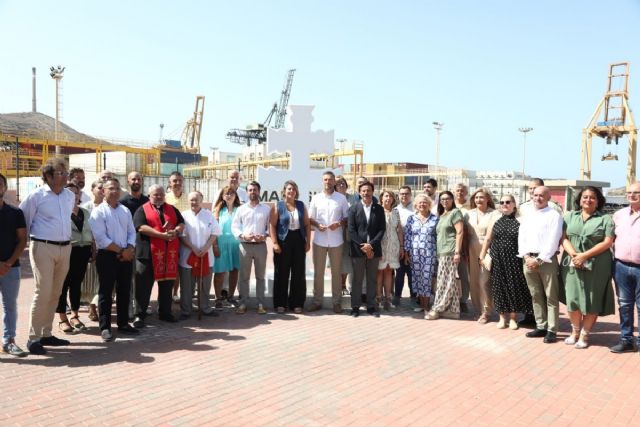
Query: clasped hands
359 243 374 259
316 222 341 232
242 232 266 243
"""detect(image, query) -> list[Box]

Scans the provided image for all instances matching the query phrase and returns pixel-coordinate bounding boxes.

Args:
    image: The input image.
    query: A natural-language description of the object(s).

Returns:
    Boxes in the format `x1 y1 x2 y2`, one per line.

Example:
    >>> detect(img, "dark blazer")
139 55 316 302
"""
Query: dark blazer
348 201 386 258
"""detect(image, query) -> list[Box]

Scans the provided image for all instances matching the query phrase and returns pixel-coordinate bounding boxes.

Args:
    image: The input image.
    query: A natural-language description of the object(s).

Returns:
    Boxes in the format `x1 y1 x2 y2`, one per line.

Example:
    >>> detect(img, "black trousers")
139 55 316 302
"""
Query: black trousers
135 259 173 318
351 256 380 310
56 245 92 313
273 232 306 310
96 250 132 331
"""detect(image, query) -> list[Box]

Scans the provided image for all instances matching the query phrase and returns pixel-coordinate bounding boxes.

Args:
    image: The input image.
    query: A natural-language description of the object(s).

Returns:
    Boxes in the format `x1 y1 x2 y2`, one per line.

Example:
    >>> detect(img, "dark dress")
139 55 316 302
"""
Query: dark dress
489 214 533 314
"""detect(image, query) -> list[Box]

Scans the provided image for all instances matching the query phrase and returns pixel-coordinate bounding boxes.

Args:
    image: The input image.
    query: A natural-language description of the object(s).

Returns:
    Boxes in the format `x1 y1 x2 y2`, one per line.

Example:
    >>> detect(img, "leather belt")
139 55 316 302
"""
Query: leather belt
616 259 640 269
527 252 539 257
31 237 70 246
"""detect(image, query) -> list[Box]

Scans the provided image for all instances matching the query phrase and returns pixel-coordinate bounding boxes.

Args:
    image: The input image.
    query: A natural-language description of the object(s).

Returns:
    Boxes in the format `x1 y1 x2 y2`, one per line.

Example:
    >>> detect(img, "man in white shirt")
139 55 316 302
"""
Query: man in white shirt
309 171 350 313
179 191 221 319
89 178 138 342
232 181 271 314
424 178 439 215
518 186 563 343
392 185 414 306
19 158 75 355
228 170 249 204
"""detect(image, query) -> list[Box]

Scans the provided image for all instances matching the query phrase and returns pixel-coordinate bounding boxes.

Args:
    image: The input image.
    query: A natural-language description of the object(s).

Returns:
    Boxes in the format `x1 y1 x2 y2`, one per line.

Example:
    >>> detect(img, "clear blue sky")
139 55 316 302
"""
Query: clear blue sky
1 0 639 188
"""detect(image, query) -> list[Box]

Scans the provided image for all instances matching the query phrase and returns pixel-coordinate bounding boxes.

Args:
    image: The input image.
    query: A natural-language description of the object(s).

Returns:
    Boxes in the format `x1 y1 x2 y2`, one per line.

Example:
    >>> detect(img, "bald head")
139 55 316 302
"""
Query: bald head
228 170 241 189
627 182 640 209
532 186 550 209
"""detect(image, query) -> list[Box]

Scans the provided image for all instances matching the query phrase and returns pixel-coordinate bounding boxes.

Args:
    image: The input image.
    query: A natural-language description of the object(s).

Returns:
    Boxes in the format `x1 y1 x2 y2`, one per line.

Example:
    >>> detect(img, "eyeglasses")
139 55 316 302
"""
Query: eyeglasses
499 201 512 205
336 182 347 187
224 192 236 197
53 171 69 177
439 197 452 202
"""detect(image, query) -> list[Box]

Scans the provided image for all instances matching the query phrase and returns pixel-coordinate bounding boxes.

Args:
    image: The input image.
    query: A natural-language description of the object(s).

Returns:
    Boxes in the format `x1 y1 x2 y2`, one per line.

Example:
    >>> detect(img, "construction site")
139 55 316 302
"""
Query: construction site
0 63 637 209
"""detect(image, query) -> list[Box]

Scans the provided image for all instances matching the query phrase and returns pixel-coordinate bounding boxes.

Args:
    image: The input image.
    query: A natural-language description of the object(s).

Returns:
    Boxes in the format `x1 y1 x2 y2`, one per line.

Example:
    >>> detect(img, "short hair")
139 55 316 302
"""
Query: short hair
335 175 349 189
425 178 438 188
413 194 432 212
68 167 84 179
530 178 544 186
358 181 374 192
379 189 397 207
437 190 455 216
0 173 6 187
169 171 183 179
90 180 104 190
148 184 164 194
455 183 468 191
322 170 336 179
469 187 496 210
188 190 204 200
399 185 411 193
65 182 79 191
281 180 299 200
247 180 261 192
104 177 120 187
574 186 606 211
41 158 67 182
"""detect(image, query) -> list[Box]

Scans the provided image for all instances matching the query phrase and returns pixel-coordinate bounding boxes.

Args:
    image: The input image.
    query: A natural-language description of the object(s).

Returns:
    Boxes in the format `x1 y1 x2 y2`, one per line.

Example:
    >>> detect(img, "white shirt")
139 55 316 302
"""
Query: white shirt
231 202 271 241
89 202 137 249
517 205 563 263
395 202 414 227
236 187 249 204
309 191 350 248
288 207 300 230
428 192 439 215
80 191 91 204
179 208 221 268
362 200 372 223
19 184 75 241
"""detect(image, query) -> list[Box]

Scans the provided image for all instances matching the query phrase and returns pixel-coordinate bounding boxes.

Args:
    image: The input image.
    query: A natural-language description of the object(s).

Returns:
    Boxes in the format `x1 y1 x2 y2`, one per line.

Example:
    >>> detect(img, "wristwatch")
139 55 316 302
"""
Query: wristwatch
535 257 544 266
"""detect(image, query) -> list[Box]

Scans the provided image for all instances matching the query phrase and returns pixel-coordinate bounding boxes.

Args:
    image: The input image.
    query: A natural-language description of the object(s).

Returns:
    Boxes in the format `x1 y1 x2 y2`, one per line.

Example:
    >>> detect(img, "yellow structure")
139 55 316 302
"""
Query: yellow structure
580 62 638 187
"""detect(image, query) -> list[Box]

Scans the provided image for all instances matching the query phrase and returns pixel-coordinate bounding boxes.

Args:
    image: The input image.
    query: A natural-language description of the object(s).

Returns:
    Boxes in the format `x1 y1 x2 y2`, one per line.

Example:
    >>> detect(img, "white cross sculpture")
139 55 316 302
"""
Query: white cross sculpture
257 105 339 206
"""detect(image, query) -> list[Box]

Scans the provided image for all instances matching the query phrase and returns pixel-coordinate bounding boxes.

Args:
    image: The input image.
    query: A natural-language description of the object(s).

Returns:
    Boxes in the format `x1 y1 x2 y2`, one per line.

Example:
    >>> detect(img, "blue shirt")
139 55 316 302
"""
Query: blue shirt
89 202 136 249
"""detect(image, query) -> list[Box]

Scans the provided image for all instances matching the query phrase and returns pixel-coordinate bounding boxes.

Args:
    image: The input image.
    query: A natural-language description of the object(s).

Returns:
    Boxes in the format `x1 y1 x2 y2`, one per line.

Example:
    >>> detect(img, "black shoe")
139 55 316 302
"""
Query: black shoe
159 314 178 323
40 335 70 346
526 329 547 338
132 316 145 328
101 329 114 342
117 324 140 334
221 289 228 299
367 307 380 318
350 308 360 318
543 332 557 343
518 314 537 328
610 341 636 353
27 341 47 355
203 310 219 317
460 302 469 313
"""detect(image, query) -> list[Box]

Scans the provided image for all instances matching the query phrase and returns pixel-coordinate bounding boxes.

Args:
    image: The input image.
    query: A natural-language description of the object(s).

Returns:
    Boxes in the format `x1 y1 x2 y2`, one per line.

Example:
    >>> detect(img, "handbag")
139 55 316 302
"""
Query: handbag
481 253 492 271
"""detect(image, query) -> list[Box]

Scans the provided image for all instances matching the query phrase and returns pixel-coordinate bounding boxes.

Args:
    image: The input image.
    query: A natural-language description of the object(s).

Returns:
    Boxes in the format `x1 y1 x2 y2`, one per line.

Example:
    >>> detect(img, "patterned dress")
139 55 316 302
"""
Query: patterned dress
404 213 438 297
379 208 402 270
489 214 533 314
213 206 241 273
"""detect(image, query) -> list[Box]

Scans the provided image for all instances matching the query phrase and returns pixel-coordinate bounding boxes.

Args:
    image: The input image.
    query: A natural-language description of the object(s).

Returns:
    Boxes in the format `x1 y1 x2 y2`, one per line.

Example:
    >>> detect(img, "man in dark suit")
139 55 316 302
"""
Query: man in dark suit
348 181 386 317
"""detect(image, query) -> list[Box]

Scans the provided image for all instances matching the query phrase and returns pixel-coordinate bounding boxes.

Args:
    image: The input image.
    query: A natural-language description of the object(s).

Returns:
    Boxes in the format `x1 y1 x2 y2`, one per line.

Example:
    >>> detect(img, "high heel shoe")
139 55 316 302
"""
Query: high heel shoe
564 325 581 345
496 317 507 329
575 329 590 349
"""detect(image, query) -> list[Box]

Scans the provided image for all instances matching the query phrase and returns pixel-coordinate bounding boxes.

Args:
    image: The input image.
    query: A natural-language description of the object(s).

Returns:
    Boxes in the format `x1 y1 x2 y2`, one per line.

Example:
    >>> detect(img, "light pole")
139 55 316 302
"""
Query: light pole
432 122 444 188
50 65 65 156
518 127 533 178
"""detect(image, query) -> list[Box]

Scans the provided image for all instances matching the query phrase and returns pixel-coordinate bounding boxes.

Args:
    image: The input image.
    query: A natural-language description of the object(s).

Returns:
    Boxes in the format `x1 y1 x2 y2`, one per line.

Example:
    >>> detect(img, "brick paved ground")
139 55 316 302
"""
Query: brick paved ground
2 263 640 426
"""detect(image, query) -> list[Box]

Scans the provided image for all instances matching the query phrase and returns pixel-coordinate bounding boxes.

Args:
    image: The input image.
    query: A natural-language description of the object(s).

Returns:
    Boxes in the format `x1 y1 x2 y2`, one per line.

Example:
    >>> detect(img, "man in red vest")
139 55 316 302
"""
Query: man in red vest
133 184 185 326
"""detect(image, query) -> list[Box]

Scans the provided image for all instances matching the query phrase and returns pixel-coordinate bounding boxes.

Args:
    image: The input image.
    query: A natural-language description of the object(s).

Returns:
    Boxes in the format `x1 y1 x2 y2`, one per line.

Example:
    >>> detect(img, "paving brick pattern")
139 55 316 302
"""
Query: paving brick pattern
2 269 640 426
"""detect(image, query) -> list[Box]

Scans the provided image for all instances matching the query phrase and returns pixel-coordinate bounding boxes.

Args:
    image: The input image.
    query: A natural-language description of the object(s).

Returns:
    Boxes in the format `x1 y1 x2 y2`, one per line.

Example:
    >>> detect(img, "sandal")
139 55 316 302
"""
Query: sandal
88 304 98 321
69 316 87 331
58 320 73 333
575 329 590 349
564 325 581 345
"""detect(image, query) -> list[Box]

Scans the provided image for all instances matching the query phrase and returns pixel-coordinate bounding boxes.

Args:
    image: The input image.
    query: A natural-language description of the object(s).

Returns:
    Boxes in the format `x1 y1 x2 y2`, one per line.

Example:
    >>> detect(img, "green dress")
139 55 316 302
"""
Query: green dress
560 210 615 316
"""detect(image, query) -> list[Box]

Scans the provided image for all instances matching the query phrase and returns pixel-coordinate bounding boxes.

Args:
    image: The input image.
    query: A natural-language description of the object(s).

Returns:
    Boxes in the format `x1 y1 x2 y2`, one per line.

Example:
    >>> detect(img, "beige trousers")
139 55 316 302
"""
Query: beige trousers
28 241 72 341
467 239 493 316
523 258 560 333
312 244 343 305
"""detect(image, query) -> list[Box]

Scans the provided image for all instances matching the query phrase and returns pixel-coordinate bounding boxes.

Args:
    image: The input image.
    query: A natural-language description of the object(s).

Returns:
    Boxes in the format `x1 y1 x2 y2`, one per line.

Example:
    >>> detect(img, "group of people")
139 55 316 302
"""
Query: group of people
1 160 639 357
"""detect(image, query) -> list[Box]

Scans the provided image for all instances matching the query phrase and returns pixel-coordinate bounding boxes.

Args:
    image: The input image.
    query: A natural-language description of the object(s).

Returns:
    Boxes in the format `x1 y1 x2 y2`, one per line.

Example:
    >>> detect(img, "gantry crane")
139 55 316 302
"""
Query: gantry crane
580 62 638 187
180 96 205 153
226 69 296 146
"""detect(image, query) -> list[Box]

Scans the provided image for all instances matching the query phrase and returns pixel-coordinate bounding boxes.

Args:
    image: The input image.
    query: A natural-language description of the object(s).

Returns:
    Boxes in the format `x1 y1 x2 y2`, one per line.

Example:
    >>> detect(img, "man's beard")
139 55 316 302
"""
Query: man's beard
130 183 141 192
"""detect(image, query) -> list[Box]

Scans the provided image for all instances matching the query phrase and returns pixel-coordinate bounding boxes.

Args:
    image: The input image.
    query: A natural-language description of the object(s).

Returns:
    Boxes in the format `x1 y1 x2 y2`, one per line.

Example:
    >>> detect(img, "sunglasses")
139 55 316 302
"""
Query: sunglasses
499 200 512 205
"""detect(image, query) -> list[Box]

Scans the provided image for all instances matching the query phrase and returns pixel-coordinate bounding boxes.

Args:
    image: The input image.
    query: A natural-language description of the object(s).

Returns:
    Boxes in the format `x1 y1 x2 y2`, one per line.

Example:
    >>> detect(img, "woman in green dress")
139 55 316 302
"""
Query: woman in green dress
561 186 615 349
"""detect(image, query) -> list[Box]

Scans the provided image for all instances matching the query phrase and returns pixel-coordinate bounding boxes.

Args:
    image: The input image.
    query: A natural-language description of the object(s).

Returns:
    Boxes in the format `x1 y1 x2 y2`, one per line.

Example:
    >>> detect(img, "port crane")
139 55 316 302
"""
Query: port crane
580 62 638 187
180 95 205 153
226 69 296 146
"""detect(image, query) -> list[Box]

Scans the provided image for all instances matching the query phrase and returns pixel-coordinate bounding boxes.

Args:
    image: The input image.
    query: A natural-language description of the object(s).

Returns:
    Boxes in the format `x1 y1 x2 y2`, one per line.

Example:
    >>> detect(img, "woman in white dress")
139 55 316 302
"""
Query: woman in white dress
377 189 403 310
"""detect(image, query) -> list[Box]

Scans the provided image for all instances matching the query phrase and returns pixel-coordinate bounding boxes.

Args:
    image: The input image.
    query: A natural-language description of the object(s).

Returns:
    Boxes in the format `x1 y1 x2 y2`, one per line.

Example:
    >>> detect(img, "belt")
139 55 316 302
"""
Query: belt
617 259 640 269
241 241 265 245
527 252 540 257
31 237 70 246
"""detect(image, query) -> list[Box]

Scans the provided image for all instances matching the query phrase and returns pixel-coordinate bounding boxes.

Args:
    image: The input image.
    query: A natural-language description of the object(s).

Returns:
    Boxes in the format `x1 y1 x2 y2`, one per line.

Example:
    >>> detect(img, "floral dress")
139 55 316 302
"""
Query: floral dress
404 213 438 297
379 208 401 270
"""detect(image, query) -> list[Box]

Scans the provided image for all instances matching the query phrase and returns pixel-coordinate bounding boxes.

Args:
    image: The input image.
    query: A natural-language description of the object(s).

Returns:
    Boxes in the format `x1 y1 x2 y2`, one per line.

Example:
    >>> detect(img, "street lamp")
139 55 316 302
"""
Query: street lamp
50 65 65 156
518 127 533 178
432 122 444 188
